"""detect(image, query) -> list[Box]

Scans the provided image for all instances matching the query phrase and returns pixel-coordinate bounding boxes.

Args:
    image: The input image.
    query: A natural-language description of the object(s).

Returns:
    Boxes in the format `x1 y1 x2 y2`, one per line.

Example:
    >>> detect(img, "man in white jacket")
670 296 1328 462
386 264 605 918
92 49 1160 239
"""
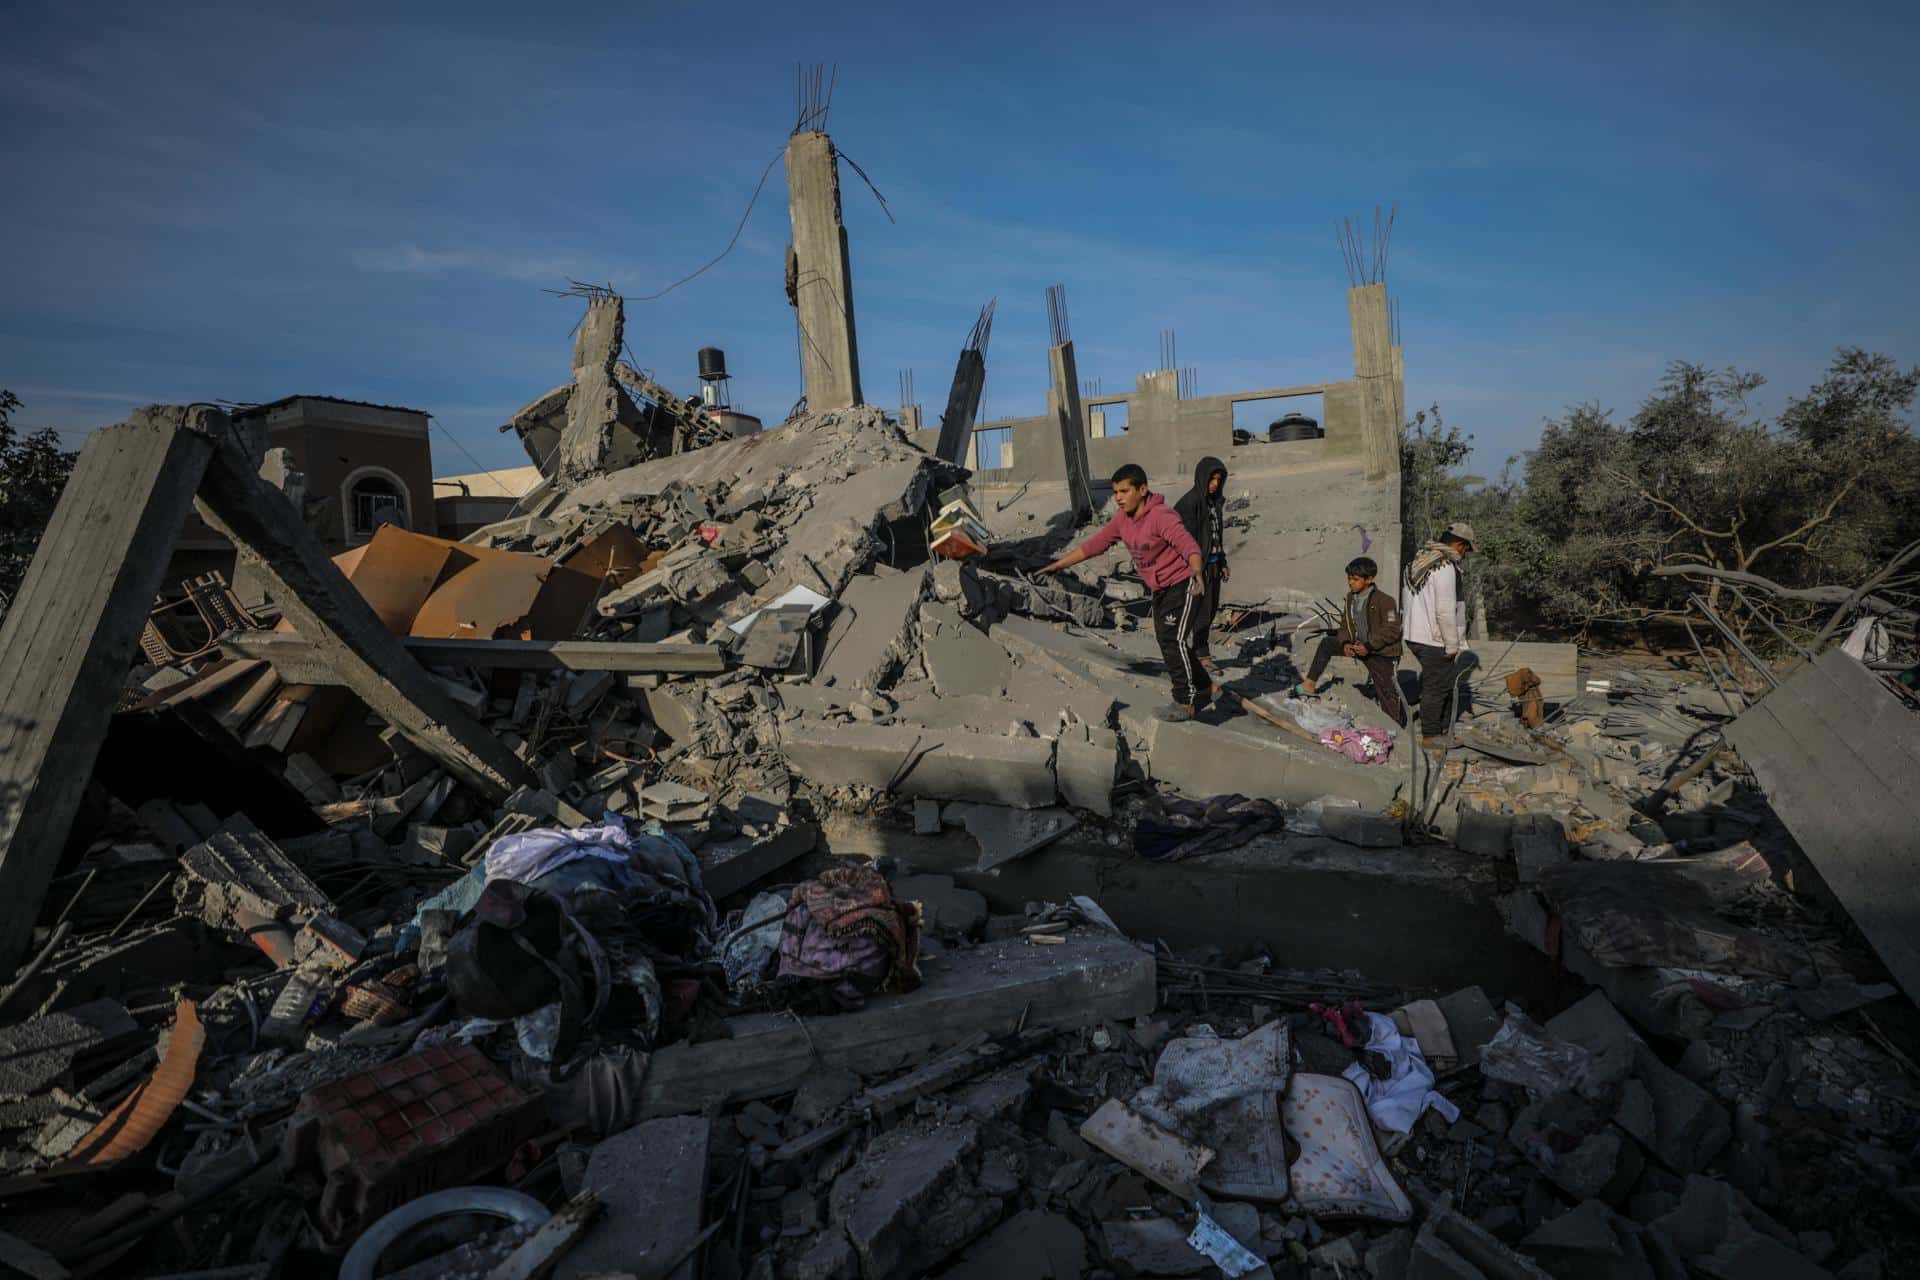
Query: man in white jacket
1403 521 1475 746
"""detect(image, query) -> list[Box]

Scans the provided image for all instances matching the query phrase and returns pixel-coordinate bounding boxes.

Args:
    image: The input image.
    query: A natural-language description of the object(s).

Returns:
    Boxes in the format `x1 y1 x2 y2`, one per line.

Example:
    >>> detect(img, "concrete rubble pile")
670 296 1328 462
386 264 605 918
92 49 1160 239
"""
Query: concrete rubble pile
0 393 1913 1279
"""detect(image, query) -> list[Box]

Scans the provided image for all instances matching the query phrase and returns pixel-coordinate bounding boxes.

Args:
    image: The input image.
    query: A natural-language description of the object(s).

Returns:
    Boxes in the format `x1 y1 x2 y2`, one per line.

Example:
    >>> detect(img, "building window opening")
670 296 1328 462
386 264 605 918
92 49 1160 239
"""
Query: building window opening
973 427 1014 470
1087 401 1130 437
349 474 409 538
1231 393 1325 447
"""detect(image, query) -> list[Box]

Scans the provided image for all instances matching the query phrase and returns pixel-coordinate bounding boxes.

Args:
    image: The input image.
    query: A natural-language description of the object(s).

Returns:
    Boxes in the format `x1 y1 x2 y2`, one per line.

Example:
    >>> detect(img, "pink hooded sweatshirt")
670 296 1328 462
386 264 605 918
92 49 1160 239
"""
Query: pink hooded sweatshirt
1077 491 1200 592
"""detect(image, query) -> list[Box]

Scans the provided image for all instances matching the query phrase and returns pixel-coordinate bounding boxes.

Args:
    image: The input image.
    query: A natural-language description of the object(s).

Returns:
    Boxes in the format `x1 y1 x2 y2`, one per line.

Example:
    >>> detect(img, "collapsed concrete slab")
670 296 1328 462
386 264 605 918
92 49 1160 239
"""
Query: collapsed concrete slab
987 611 1404 809
781 720 1056 808
1134 713 1403 810
558 1116 709 1280
640 930 1153 1115
918 603 1012 697
1723 649 1920 1006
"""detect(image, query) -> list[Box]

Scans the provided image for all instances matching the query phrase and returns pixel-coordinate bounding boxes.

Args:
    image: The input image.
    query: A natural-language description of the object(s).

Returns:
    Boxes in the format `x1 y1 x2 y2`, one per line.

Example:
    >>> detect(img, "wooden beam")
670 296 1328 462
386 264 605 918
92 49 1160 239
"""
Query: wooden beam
221 631 727 682
0 418 215 964
175 405 533 803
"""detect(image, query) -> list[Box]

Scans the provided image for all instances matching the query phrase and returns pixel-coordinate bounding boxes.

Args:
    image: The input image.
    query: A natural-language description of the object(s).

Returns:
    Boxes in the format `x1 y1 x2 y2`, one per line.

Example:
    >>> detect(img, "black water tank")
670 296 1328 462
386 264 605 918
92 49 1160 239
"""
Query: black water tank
1267 412 1323 442
697 347 728 380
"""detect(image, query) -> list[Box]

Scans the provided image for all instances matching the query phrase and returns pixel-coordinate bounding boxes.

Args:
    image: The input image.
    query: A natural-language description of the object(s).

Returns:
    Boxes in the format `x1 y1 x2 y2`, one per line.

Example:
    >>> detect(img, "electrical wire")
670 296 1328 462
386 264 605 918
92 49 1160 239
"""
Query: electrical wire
627 146 786 303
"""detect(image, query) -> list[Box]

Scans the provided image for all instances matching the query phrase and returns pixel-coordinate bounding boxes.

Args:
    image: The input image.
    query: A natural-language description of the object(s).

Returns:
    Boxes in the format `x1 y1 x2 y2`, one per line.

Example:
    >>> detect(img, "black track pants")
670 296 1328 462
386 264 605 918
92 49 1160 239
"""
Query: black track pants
1153 579 1210 707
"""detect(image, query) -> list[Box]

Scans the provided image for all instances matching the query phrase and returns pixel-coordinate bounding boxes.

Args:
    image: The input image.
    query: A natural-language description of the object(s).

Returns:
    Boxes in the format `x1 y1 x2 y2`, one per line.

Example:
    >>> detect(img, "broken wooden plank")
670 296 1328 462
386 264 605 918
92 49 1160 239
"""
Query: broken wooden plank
132 656 266 712
173 405 533 802
488 1189 600 1280
222 631 729 680
640 930 1154 1117
214 666 282 732
0 417 215 964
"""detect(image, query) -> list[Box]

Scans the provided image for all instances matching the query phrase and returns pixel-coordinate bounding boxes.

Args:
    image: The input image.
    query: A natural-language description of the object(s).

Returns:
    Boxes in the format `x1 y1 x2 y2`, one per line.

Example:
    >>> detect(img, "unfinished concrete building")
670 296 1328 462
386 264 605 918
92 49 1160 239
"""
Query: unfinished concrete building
911 287 1405 610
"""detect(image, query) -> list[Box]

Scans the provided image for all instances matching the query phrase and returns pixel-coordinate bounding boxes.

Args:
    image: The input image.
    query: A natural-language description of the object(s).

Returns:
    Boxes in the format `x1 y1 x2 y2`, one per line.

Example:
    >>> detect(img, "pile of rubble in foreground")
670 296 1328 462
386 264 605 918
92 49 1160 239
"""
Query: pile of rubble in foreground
0 400 1913 1278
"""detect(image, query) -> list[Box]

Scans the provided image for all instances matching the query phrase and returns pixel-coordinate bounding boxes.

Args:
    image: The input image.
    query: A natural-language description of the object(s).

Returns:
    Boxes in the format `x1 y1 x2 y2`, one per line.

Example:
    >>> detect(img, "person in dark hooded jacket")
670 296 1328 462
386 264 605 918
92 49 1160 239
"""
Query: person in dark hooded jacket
1174 456 1230 678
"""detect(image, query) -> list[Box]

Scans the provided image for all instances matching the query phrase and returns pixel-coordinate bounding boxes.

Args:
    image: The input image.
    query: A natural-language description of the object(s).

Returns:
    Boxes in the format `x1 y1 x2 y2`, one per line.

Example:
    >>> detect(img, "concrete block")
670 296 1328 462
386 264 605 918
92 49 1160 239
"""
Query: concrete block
952 1067 1035 1124
781 720 1056 808
1548 992 1730 1173
699 822 817 901
0 1000 140 1096
1321 806 1402 847
950 802 1078 870
1435 986 1502 1066
1055 728 1119 817
890 874 987 935
1455 806 1515 857
178 819 332 927
1512 813 1572 883
642 684 707 744
913 797 943 835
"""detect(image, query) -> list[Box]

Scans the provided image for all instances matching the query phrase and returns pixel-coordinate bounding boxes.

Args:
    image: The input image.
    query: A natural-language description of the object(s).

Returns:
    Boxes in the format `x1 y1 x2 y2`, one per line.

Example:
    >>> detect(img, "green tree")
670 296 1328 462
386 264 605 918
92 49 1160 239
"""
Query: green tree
1494 350 1920 643
0 391 79 616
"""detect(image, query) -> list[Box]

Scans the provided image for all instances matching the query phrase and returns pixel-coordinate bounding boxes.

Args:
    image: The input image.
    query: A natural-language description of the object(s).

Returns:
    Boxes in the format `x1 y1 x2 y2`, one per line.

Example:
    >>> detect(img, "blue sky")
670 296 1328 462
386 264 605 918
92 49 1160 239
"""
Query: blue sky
5 1 1917 480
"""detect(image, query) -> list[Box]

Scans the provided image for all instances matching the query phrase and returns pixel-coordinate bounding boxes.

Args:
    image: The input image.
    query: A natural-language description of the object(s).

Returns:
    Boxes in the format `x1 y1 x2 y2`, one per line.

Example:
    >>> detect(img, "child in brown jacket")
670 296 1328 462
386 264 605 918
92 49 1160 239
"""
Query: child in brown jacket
1295 556 1406 727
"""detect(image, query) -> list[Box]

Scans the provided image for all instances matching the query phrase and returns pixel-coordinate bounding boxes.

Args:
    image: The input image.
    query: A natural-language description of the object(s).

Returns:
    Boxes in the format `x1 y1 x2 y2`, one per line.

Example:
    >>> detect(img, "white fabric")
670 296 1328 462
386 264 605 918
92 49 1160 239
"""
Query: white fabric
1841 616 1889 662
1404 560 1462 652
1340 1012 1461 1134
485 822 634 884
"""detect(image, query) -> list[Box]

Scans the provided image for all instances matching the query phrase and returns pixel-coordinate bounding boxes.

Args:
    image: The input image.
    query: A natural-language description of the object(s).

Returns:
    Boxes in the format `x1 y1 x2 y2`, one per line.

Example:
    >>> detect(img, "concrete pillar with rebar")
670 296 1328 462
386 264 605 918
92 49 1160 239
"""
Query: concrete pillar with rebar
785 130 863 412
1348 282 1398 482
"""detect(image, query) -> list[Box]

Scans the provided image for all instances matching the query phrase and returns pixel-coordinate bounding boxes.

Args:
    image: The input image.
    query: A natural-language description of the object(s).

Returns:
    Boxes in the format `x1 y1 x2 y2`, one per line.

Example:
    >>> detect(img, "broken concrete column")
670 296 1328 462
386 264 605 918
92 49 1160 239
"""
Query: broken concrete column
1048 338 1095 523
557 294 633 479
1348 282 1397 482
935 302 994 465
0 415 215 964
786 130 863 411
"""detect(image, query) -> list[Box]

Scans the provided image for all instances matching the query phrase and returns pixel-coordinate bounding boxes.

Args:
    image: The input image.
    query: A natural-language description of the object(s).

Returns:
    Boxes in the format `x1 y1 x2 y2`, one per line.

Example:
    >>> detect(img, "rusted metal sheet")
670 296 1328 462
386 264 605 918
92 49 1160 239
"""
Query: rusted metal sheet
561 525 650 589
61 1000 205 1168
411 543 600 641
327 526 455 635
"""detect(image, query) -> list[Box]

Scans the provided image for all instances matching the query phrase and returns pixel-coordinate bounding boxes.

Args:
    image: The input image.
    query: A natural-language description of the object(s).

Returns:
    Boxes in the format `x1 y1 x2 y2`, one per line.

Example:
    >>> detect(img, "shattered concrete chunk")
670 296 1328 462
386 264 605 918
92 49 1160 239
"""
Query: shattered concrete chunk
813 567 932 691
177 820 332 929
946 802 1078 870
827 1120 998 1280
918 602 1012 697
1055 727 1119 818
0 999 140 1096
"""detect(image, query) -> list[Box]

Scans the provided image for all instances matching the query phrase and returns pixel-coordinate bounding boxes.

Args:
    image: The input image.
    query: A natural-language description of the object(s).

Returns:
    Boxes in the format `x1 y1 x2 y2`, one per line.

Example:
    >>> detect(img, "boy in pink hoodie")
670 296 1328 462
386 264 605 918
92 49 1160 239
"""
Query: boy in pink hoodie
1039 463 1209 720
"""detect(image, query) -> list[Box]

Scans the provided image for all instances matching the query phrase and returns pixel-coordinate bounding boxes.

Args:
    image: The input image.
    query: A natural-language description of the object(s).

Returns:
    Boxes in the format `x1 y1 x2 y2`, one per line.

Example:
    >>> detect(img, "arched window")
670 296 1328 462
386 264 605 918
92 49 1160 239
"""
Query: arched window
342 467 411 542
